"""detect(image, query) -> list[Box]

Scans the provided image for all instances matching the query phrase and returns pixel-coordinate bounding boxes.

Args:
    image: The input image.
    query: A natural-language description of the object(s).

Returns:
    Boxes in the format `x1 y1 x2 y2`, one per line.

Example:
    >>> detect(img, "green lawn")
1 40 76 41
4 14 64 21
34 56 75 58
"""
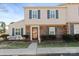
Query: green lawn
0 41 30 49
38 41 79 48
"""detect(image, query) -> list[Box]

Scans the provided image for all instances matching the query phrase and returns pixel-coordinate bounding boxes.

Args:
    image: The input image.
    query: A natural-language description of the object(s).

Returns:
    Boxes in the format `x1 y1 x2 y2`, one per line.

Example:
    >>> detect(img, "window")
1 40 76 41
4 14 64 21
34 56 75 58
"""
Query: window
16 28 20 35
12 28 24 36
49 27 55 35
47 10 59 19
29 10 40 19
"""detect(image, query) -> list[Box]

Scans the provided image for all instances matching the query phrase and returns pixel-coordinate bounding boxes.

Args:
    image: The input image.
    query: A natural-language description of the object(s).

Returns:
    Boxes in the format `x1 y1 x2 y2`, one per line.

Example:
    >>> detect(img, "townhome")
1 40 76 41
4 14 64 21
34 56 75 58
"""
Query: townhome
7 3 79 43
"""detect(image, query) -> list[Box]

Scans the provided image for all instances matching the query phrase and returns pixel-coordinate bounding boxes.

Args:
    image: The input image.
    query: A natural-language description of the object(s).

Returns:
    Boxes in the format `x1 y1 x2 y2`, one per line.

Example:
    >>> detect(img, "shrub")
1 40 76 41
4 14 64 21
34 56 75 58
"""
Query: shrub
40 35 56 41
74 34 79 41
62 34 75 43
0 34 9 41
21 35 30 41
40 35 47 41
48 35 56 40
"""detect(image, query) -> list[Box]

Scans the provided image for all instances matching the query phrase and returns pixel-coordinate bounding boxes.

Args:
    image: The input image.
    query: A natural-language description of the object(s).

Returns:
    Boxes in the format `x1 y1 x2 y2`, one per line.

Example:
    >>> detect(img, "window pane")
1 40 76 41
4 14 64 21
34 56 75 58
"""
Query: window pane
35 11 37 18
49 27 55 35
32 10 33 18
29 10 40 19
16 28 20 35
47 10 59 19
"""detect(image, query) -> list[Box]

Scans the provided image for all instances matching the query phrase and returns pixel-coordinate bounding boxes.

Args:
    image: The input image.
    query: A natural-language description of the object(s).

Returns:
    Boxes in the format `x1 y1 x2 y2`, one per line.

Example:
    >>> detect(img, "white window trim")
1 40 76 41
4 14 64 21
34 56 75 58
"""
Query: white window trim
49 10 57 19
31 10 38 19
49 27 56 35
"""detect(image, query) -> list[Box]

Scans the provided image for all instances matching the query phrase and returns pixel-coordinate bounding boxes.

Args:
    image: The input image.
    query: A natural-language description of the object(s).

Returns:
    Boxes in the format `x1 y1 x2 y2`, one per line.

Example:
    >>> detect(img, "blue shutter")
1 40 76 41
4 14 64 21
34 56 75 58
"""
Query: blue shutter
12 28 14 36
38 10 40 19
19 29 20 35
29 10 32 19
47 10 50 19
56 10 59 19
21 28 23 35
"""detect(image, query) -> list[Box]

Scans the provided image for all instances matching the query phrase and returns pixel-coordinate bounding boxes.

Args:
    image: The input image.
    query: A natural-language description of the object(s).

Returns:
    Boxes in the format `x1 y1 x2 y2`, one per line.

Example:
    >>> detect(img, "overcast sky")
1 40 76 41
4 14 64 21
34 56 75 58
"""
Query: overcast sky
0 3 61 25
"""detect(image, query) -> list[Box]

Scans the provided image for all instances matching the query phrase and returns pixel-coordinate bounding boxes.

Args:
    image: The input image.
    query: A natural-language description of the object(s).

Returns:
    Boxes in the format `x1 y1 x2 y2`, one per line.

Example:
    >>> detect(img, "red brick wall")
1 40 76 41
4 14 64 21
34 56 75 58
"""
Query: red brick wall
26 26 30 35
40 26 48 35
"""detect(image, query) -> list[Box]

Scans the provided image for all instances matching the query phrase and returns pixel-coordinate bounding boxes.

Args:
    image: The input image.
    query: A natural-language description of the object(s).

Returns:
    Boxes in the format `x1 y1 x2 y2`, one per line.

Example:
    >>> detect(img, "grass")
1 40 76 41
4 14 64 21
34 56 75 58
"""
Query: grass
38 40 79 48
0 41 30 49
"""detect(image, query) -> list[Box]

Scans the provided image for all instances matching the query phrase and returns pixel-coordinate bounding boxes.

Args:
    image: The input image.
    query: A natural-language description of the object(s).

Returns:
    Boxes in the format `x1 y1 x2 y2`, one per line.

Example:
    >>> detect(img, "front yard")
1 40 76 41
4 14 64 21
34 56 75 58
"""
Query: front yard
0 41 30 49
38 34 79 48
38 41 79 48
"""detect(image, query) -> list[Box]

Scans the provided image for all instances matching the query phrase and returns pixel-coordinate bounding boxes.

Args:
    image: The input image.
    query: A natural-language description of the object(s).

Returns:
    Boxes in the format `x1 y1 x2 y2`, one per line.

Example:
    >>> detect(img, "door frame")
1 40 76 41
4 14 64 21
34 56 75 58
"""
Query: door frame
30 25 40 43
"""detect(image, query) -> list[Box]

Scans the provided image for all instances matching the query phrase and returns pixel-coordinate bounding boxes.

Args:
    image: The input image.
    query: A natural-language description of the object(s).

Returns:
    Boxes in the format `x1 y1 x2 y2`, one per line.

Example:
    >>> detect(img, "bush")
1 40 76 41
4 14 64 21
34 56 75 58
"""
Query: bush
48 35 56 40
74 34 79 41
62 34 75 43
21 35 30 41
40 35 56 41
40 35 47 41
0 34 9 41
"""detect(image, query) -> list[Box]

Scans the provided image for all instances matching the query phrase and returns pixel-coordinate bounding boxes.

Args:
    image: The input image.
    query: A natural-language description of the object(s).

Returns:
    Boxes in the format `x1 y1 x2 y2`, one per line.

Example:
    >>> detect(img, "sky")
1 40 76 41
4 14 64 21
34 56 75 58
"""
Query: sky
0 3 61 25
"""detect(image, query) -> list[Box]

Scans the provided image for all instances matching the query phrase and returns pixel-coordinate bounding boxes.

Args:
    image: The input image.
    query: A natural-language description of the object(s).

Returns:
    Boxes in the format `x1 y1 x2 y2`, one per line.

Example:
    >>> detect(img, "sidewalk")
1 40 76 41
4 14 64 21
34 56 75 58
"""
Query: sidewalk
37 47 79 55
0 42 79 55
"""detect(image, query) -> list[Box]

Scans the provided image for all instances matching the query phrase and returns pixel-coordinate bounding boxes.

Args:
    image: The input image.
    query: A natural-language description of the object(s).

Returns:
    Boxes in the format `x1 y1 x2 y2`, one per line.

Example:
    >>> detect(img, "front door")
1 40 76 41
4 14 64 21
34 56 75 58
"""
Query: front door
32 27 38 40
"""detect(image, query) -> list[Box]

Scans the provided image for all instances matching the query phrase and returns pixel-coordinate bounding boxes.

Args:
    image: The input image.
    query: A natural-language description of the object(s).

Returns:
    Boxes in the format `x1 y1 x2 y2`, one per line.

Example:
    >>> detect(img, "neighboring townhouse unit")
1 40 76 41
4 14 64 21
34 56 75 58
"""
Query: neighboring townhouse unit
7 20 26 40
7 3 79 43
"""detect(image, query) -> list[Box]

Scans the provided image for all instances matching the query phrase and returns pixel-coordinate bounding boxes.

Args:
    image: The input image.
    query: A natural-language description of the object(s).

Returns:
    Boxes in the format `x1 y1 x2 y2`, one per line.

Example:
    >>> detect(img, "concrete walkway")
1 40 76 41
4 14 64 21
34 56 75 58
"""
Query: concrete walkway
28 42 37 49
1 42 79 55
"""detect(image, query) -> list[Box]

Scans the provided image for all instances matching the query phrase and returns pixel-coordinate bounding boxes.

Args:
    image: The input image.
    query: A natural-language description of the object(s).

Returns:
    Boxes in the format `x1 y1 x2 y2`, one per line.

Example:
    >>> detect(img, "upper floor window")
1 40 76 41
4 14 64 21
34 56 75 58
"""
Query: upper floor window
47 10 59 19
29 10 40 19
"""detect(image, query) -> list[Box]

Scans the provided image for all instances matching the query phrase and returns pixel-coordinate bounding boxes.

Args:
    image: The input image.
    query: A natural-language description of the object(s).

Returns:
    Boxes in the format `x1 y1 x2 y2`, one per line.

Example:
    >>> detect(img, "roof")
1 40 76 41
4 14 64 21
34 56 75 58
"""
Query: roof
24 3 67 9
24 6 66 9
24 3 79 9
58 3 79 6
9 20 24 25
